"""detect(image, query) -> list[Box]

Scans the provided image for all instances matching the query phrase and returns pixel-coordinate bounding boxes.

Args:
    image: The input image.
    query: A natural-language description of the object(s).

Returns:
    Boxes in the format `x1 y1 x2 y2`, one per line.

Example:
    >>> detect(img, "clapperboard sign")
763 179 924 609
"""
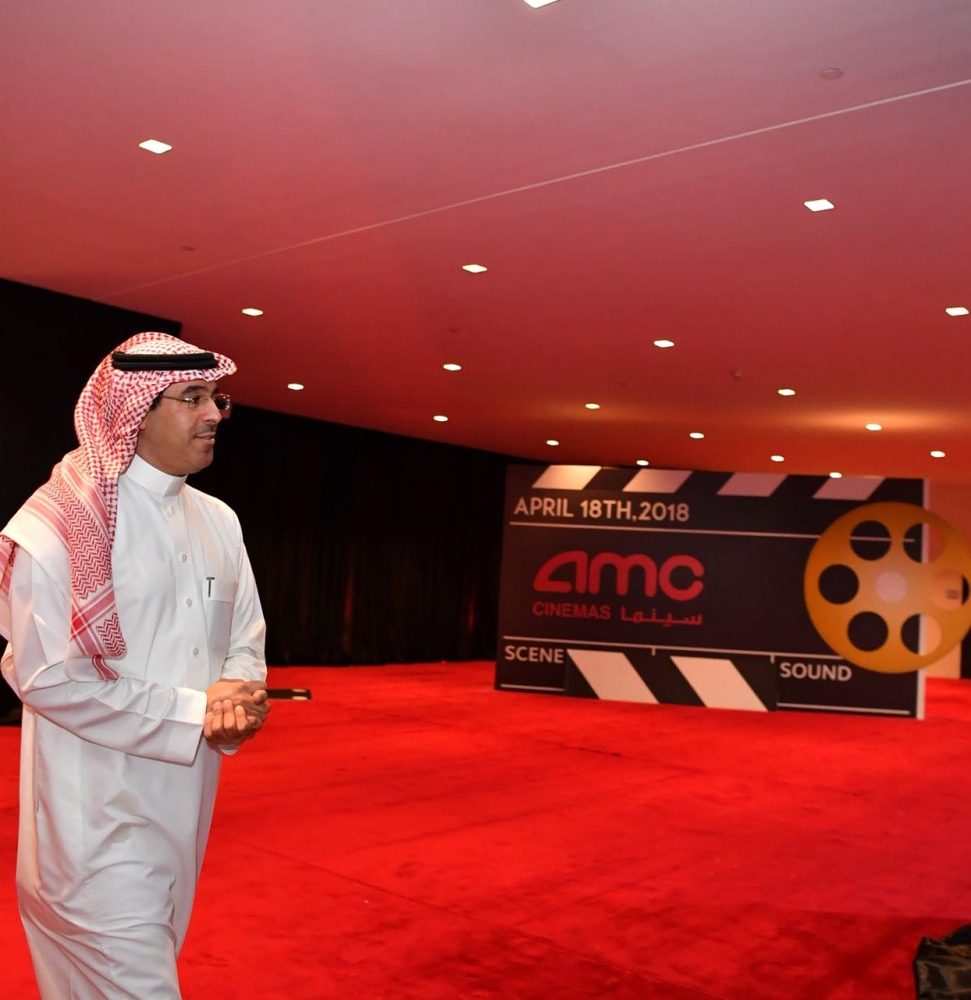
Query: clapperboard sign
496 464 926 718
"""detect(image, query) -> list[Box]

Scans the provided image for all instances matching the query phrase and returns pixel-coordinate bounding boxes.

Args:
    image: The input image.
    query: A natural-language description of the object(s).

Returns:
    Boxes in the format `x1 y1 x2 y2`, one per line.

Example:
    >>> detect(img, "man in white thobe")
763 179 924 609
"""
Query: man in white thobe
0 332 270 1000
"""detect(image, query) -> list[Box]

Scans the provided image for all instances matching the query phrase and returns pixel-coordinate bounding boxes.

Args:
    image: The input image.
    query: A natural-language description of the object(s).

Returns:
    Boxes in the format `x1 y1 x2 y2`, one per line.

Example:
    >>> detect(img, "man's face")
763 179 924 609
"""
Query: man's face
135 379 226 476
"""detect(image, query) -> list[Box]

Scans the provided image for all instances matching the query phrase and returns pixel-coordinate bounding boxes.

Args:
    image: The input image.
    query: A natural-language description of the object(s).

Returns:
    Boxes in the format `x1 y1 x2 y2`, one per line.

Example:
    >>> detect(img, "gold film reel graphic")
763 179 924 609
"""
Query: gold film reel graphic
804 502 971 673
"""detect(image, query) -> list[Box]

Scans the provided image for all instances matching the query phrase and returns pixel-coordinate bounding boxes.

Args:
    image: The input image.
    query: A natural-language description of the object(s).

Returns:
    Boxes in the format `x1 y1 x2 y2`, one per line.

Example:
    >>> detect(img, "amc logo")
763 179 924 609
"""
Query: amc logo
533 550 704 601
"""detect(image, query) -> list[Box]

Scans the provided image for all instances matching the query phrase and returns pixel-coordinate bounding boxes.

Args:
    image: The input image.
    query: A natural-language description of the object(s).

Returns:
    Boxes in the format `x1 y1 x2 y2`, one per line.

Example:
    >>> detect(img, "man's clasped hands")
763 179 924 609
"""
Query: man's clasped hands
203 679 271 747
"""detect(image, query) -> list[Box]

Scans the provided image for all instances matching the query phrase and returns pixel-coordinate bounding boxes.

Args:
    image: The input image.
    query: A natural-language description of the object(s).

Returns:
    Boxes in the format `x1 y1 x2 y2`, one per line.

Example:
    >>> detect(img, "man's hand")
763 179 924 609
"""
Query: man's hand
204 678 270 747
204 699 263 746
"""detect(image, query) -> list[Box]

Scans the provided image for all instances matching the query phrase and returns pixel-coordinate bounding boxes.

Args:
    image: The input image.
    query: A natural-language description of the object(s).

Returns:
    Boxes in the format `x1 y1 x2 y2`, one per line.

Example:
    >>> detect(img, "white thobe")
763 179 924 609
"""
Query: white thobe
1 454 266 1000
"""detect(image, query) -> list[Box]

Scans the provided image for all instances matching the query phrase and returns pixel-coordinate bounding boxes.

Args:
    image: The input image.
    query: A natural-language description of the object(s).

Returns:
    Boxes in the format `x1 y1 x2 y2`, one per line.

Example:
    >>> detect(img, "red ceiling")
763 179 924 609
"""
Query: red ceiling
3 0 971 481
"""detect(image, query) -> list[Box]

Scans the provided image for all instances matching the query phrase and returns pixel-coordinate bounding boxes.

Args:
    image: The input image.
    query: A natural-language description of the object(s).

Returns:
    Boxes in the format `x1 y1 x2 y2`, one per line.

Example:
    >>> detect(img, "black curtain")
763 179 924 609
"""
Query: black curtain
0 278 182 518
191 406 510 665
0 278 182 716
1 277 510 672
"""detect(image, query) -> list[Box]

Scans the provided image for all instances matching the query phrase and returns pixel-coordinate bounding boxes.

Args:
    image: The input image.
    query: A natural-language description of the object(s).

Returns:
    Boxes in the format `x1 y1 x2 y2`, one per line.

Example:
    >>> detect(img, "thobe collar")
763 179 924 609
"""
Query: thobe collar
122 453 187 498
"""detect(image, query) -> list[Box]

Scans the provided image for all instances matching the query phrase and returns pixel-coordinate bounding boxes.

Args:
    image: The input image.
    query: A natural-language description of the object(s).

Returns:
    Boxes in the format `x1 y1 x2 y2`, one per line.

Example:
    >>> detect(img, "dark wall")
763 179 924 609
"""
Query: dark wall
1 278 508 674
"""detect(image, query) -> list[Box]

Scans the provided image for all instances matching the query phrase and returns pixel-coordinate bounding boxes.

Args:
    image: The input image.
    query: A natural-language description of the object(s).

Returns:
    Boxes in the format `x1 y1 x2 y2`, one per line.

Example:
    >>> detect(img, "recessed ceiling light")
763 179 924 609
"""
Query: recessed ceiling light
442 363 462 372
829 471 842 478
241 307 264 317
584 402 601 410
523 0 560 7
636 459 650 467
138 139 172 154
653 339 675 349
770 455 785 462
930 450 946 458
462 264 488 273
777 388 796 396
689 432 705 440
804 198 835 212
945 306 969 317
865 423 882 431
546 439 560 446
287 382 304 391
433 414 449 423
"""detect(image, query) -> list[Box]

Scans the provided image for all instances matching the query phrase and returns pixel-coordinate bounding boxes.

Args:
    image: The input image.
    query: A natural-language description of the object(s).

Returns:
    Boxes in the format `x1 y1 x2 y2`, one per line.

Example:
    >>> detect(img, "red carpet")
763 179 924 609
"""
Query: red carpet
2 662 970 998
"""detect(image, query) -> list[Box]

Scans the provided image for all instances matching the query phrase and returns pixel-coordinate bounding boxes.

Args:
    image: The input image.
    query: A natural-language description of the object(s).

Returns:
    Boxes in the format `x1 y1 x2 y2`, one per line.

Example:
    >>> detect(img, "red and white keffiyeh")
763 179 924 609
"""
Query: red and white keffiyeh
0 332 235 675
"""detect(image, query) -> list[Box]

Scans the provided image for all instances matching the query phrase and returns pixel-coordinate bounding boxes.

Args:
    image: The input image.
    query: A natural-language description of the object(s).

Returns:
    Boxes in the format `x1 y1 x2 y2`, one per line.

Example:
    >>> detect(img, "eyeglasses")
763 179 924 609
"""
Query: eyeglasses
159 392 232 416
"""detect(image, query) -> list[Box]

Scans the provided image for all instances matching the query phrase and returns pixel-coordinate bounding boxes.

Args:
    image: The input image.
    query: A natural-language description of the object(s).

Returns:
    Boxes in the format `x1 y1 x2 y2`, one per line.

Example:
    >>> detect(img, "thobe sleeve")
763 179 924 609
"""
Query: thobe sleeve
1 548 208 765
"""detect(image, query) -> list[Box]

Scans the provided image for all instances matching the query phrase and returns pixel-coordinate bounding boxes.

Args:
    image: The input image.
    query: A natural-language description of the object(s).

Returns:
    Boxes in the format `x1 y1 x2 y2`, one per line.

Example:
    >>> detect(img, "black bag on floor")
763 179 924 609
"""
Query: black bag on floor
915 925 971 999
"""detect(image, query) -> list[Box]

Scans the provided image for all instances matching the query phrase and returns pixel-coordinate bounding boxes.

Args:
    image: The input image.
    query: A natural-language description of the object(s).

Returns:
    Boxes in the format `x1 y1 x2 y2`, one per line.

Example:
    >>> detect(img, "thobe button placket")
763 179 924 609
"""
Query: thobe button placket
165 496 210 680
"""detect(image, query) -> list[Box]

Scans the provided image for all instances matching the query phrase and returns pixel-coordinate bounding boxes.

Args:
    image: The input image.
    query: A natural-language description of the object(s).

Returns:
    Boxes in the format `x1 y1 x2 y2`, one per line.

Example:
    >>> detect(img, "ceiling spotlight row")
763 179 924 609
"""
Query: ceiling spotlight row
229 293 971 330
226 300 964 464
536 449 946 471
457 260 967 321
537 448 946 467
